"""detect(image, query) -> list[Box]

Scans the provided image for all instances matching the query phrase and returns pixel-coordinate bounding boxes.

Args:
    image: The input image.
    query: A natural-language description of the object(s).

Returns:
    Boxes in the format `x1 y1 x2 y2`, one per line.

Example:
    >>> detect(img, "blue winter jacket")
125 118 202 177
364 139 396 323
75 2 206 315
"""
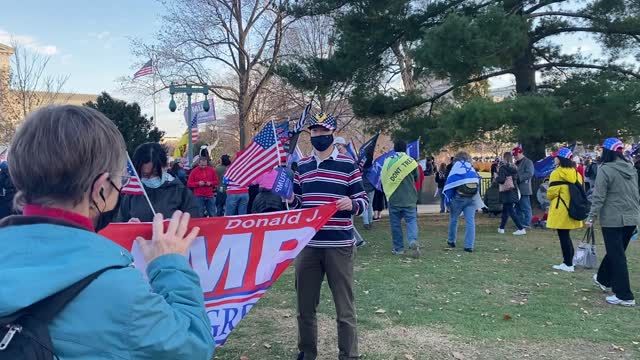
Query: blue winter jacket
0 218 215 360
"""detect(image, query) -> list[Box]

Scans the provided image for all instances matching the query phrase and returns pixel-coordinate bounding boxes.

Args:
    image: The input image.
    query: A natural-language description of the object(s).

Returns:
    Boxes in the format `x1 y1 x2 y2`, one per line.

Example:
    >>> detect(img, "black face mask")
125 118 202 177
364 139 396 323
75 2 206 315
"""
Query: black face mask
93 180 122 232
311 135 334 152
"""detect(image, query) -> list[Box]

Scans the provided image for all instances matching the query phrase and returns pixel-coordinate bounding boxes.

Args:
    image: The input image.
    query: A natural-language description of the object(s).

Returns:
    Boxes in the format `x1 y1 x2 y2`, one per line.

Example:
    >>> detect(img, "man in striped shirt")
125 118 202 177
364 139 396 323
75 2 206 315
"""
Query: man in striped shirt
290 112 368 360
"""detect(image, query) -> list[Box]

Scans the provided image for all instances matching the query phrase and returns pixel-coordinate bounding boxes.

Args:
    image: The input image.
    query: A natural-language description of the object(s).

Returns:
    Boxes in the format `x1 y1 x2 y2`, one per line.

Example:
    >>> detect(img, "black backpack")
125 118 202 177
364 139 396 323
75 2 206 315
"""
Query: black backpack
549 172 590 221
0 266 121 360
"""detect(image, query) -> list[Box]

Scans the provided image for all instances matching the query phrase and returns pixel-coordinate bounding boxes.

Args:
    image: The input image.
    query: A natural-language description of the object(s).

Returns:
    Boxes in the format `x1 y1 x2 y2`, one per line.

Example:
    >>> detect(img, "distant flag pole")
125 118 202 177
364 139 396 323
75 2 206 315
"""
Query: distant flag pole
124 153 156 215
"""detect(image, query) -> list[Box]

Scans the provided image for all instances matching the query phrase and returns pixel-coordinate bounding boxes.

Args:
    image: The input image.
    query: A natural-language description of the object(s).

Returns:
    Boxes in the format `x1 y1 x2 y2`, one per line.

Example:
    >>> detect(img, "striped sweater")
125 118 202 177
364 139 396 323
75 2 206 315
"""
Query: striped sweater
291 149 369 247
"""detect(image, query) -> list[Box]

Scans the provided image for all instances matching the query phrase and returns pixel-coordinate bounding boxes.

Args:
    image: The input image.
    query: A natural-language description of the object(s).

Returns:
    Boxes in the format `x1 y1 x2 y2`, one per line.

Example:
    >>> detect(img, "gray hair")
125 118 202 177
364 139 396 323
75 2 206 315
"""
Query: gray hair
454 151 472 163
9 105 127 209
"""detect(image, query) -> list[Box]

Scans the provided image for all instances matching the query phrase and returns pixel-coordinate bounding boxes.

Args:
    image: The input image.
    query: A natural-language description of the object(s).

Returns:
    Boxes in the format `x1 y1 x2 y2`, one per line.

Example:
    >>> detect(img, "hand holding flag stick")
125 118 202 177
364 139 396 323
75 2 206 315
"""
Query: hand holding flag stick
135 211 200 264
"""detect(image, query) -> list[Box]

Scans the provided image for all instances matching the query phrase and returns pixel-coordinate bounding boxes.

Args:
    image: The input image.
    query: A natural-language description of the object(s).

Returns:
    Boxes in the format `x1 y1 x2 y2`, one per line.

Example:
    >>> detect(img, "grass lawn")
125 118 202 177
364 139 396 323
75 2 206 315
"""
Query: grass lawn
214 214 640 360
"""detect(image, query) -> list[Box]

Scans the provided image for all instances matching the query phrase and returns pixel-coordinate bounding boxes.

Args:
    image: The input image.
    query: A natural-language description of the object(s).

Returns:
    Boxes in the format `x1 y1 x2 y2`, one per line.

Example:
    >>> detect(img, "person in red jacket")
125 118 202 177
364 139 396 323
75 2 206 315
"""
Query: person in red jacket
187 157 219 217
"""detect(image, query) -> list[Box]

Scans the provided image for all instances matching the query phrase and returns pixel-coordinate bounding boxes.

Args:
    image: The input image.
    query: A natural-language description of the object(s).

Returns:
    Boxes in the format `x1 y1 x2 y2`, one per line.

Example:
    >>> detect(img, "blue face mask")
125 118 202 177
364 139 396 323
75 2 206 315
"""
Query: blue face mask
141 176 163 189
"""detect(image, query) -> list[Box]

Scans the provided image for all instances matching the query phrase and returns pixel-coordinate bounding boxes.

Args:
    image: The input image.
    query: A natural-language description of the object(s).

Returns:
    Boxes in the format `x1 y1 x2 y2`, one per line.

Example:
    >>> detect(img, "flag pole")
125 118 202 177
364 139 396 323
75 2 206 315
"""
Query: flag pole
151 50 157 126
271 119 283 169
127 153 157 215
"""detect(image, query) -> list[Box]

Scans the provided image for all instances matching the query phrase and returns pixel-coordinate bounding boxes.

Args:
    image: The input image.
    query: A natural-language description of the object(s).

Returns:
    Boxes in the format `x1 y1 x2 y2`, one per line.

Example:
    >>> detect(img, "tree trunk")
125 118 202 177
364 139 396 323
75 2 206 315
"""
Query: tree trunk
391 42 415 92
513 48 536 94
513 47 546 160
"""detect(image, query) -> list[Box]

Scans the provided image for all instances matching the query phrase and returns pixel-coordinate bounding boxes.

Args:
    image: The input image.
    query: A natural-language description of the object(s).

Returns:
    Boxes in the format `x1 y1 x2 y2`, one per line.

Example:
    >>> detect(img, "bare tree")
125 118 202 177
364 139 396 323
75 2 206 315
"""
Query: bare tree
0 41 70 143
135 0 292 148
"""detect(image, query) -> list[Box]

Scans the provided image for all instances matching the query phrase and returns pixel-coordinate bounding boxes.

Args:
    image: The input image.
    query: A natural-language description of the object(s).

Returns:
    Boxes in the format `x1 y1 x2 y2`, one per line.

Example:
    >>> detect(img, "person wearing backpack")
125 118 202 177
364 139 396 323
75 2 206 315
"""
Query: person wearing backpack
0 106 215 359
444 152 482 252
546 147 585 273
587 138 639 307
496 152 527 236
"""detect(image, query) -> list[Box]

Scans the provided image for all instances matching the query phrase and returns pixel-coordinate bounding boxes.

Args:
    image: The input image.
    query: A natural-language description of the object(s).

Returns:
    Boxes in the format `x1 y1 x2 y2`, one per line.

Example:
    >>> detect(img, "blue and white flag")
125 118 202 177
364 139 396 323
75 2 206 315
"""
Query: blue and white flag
366 151 396 191
534 155 556 178
407 139 420 160
443 160 480 205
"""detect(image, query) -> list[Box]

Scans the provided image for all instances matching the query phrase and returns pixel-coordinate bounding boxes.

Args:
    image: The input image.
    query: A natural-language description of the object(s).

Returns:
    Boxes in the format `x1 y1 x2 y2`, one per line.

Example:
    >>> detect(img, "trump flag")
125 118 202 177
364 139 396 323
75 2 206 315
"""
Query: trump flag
100 204 337 347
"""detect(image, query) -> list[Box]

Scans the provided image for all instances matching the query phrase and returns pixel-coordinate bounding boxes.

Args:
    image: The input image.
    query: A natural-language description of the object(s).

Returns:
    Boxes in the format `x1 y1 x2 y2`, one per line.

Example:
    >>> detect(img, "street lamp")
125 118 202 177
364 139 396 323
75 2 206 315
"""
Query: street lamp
168 83 210 166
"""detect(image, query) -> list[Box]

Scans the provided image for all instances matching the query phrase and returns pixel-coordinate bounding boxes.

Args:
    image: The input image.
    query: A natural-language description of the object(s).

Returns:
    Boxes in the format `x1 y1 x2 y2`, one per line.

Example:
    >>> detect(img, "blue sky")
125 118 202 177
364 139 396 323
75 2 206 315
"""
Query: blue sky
1 1 633 137
0 0 190 136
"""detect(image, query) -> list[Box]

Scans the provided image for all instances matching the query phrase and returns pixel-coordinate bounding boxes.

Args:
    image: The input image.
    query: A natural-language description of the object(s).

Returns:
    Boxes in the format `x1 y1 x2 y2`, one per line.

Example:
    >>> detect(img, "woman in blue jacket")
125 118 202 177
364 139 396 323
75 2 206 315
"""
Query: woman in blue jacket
0 105 215 359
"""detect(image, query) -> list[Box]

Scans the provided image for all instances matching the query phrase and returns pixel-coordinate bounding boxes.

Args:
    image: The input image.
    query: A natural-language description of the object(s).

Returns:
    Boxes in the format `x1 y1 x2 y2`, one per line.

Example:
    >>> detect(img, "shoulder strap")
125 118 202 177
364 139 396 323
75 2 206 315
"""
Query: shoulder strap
23 266 124 323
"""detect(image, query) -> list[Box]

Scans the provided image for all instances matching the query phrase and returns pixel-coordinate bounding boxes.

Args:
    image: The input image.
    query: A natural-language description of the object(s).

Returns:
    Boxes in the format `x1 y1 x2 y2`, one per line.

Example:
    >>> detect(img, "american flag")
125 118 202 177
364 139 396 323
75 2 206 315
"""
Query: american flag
121 160 144 195
275 121 290 163
294 101 312 133
191 115 199 143
224 121 280 187
133 60 153 79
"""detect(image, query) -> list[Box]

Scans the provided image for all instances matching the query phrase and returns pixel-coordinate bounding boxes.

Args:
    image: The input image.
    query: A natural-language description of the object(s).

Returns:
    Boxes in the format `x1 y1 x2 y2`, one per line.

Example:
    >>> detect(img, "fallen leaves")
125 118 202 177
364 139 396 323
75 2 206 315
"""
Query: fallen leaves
503 314 513 321
612 344 625 352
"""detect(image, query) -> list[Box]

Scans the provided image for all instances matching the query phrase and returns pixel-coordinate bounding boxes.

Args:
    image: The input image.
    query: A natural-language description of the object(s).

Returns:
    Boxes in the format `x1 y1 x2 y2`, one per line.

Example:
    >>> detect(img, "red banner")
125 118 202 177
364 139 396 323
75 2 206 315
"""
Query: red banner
100 204 337 347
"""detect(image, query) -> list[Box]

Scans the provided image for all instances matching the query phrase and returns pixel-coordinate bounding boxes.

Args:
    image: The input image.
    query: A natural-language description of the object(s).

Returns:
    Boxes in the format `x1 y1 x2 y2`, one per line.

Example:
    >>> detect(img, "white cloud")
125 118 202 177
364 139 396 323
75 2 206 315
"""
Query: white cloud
0 29 59 55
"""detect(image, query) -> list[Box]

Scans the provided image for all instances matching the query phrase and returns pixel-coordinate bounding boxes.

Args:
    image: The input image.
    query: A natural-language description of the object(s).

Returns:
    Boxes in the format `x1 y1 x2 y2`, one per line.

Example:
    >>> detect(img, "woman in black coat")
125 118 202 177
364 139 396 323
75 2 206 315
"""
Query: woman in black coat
496 152 526 235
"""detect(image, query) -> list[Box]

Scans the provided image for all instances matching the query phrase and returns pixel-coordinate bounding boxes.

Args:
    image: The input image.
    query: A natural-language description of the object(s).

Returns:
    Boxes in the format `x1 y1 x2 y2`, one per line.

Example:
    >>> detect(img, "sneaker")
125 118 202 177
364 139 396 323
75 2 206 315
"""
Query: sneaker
392 250 405 255
356 240 367 248
364 224 371 230
447 242 456 248
606 295 636 307
513 229 527 236
464 248 473 253
498 228 505 234
552 263 575 272
409 242 421 258
593 274 610 292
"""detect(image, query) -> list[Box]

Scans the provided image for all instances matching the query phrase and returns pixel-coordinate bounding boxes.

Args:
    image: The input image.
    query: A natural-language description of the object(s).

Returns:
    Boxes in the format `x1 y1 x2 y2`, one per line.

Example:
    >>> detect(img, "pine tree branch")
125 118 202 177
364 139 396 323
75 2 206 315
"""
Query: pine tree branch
533 62 640 78
533 27 640 43
526 11 595 20
525 0 570 14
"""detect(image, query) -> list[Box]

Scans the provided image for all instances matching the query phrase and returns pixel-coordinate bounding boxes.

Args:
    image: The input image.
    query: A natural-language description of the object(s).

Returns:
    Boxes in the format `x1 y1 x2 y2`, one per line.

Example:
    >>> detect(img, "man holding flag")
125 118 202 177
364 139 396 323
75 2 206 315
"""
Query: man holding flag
289 112 368 360
381 140 421 257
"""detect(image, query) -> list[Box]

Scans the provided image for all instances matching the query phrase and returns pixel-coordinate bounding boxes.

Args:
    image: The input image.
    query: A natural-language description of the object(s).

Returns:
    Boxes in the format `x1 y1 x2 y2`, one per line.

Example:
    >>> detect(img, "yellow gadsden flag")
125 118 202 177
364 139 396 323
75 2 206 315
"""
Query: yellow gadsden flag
381 153 418 200
173 131 190 159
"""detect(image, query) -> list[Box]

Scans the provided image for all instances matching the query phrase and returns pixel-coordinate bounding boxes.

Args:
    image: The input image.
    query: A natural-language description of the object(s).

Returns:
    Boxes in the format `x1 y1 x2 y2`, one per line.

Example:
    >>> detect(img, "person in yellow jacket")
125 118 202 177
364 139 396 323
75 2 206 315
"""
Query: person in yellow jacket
547 147 584 272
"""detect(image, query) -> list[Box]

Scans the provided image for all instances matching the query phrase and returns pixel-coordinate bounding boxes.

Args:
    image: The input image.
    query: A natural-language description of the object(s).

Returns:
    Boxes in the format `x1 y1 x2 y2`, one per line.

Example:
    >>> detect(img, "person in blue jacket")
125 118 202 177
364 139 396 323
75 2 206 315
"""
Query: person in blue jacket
0 105 215 359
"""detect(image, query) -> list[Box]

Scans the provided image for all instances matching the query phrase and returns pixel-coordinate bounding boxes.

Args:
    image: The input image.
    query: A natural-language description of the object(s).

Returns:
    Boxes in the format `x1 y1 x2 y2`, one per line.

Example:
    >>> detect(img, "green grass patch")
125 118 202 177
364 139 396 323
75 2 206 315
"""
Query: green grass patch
214 215 640 359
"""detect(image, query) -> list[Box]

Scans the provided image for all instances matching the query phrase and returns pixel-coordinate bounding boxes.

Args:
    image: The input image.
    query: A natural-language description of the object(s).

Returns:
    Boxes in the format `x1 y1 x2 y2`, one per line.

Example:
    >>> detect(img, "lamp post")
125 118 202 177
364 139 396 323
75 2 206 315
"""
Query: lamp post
168 83 210 166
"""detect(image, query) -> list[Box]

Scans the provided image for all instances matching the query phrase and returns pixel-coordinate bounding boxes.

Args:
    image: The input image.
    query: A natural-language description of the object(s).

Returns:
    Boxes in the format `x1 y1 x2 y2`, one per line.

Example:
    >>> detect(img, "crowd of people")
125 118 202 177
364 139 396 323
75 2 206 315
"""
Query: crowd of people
0 105 637 360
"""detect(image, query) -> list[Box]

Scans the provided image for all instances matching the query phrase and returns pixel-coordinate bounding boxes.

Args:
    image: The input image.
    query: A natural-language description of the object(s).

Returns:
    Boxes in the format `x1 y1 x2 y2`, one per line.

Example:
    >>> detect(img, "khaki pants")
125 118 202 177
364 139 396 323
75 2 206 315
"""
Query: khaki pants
295 246 358 359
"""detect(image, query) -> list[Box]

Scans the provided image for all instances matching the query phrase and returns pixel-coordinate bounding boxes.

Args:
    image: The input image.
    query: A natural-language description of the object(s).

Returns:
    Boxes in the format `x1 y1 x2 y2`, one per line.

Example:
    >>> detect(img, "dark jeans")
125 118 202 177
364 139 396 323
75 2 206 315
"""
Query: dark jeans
196 196 216 217
500 203 524 230
215 191 226 216
295 247 358 360
557 229 574 266
597 226 636 301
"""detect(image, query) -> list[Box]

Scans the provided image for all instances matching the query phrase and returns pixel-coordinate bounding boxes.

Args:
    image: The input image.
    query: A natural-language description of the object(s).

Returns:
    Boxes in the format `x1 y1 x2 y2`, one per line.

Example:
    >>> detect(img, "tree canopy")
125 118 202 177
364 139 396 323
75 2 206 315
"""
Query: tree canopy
85 92 164 154
284 0 640 159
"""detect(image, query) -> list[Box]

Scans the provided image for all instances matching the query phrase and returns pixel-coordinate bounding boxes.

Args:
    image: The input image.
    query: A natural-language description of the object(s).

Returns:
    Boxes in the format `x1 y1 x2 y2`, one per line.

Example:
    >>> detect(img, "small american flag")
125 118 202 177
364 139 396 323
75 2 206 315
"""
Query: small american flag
224 121 280 187
191 115 199 143
294 101 312 133
133 60 153 79
121 160 144 195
